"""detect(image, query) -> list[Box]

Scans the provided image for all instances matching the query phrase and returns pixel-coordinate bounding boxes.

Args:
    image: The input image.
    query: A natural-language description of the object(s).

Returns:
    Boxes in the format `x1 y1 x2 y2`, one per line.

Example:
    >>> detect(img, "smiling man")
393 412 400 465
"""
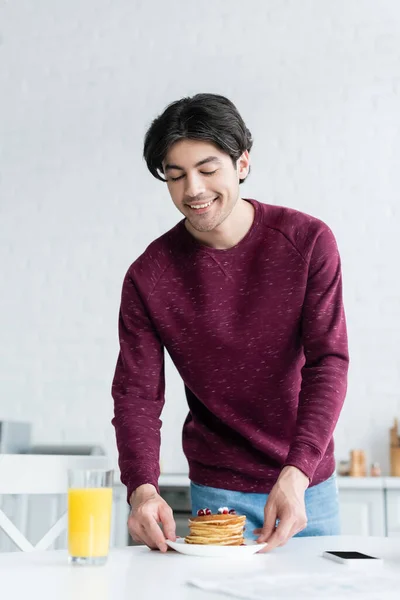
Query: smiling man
163 143 255 247
111 93 349 553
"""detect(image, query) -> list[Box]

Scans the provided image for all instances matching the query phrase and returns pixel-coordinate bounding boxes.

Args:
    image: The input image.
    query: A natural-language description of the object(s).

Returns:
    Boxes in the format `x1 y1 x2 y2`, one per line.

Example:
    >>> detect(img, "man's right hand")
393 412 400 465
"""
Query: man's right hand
128 483 176 552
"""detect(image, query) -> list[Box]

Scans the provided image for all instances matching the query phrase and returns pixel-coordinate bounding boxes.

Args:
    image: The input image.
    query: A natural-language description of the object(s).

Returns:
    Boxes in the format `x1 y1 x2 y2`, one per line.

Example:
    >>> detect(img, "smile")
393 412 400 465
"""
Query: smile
188 198 217 210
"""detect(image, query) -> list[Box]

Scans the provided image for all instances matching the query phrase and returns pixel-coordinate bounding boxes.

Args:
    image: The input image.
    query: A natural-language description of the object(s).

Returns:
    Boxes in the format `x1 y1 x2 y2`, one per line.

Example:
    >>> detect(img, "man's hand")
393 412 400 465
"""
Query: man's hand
128 483 176 552
255 466 309 553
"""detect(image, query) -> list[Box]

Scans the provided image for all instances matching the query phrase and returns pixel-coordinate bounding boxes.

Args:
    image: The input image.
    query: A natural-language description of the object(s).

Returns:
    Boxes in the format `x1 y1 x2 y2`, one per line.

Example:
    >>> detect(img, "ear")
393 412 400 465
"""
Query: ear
237 150 250 180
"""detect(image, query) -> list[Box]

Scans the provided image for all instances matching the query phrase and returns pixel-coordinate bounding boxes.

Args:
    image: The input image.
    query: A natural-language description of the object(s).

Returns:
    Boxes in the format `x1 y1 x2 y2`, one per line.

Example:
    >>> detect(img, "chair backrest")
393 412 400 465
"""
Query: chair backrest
0 454 111 552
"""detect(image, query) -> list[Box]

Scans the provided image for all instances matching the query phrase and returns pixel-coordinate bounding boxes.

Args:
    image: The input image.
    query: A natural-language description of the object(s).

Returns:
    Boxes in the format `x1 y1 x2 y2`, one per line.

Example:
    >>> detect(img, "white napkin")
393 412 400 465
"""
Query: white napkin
187 571 400 600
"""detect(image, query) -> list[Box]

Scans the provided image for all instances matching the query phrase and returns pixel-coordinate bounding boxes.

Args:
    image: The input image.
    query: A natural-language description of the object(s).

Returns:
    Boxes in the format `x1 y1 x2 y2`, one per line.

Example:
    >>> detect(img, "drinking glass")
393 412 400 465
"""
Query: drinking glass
67 469 113 566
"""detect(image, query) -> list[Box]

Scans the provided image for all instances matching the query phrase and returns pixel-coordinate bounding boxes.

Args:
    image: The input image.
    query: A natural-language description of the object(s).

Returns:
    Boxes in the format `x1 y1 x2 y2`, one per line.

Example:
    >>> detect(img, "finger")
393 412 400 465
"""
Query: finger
129 525 152 548
281 519 307 545
256 541 270 554
276 523 298 547
257 504 277 542
159 504 176 541
253 527 269 553
142 516 169 552
294 518 308 536
279 527 298 546
129 530 146 545
262 518 294 553
127 520 145 545
138 524 161 551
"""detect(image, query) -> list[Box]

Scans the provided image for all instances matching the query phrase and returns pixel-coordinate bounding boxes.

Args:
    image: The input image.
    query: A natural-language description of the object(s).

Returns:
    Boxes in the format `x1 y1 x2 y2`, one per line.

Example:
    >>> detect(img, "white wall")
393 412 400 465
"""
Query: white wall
1 0 399 477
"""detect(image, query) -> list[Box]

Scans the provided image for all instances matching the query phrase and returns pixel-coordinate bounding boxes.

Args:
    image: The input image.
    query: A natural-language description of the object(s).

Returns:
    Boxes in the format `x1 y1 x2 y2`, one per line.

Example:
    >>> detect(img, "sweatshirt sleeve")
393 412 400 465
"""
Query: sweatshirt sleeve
284 226 349 482
111 269 165 503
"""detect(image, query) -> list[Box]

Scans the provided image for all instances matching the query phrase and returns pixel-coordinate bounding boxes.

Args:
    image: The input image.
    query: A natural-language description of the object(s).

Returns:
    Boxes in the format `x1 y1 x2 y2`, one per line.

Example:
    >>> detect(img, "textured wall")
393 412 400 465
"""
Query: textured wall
1 0 399 477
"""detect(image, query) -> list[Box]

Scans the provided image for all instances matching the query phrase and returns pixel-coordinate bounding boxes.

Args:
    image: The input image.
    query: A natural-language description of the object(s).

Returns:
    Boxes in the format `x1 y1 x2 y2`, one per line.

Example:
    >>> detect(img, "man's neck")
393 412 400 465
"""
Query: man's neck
185 198 255 250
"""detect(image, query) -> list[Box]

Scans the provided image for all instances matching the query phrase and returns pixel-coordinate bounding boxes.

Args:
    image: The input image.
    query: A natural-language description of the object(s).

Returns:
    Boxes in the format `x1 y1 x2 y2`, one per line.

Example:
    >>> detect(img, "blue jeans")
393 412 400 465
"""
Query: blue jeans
190 473 340 540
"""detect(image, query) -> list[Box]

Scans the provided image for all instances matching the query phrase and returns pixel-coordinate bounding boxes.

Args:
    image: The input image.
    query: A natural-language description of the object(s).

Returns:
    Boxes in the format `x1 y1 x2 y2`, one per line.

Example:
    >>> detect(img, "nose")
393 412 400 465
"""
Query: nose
184 172 206 199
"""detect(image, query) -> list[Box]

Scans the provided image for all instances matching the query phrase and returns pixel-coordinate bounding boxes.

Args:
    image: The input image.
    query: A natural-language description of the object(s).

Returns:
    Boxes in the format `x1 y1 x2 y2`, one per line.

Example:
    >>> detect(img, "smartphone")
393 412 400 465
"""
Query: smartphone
322 550 383 565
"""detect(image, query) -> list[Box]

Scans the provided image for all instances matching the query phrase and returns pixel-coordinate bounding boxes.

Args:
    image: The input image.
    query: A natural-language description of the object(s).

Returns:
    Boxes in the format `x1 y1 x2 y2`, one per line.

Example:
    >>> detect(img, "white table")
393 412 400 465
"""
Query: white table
0 536 399 599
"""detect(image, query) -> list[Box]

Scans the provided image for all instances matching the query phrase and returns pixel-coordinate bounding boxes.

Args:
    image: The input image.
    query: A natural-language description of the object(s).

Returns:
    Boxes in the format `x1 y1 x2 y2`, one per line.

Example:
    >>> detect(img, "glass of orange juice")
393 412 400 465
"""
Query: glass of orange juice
67 468 113 566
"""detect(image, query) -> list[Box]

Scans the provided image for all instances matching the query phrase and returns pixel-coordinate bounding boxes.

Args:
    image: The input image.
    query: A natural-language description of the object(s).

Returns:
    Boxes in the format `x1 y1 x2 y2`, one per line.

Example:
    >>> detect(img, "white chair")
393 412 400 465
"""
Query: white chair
0 454 110 552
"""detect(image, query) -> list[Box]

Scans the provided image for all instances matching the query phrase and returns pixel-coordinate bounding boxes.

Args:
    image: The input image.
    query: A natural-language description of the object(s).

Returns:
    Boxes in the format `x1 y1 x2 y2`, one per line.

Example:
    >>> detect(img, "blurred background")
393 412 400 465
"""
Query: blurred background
1 0 400 545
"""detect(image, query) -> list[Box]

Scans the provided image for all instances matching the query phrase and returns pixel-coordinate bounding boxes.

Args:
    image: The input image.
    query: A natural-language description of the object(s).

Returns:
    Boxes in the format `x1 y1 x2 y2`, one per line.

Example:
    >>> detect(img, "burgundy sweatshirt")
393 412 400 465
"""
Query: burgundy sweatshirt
111 199 349 502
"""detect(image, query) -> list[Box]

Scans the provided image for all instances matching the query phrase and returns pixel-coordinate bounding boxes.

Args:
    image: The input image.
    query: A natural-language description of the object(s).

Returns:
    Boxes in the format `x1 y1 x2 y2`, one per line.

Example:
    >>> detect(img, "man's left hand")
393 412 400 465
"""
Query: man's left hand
255 466 309 553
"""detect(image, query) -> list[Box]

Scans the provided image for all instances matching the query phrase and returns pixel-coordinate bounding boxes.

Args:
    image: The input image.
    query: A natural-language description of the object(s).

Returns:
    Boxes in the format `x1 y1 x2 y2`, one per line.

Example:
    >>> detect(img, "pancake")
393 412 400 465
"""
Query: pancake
185 511 246 546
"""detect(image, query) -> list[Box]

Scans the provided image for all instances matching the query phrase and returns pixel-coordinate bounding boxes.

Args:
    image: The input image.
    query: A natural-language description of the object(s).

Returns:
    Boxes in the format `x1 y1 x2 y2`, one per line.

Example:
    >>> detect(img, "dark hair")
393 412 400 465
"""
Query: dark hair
143 93 253 184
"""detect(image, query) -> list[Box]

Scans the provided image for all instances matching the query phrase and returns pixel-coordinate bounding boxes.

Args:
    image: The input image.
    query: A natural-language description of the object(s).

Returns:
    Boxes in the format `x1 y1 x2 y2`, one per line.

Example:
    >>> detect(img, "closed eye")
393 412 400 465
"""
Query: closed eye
169 170 218 182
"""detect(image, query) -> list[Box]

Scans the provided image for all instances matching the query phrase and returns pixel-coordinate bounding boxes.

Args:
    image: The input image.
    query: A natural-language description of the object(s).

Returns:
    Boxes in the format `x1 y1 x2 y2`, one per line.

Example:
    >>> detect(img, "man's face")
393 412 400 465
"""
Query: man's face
162 139 249 233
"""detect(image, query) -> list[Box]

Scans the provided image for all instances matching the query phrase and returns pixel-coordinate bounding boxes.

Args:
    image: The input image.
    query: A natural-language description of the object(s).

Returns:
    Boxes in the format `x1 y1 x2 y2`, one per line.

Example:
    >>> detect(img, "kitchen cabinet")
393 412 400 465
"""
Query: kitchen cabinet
338 487 385 536
385 478 400 537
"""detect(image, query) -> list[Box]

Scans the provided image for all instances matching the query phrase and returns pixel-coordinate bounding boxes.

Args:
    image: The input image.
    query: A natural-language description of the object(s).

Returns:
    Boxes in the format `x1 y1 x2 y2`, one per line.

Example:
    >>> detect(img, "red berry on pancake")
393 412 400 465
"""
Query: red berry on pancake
217 506 230 515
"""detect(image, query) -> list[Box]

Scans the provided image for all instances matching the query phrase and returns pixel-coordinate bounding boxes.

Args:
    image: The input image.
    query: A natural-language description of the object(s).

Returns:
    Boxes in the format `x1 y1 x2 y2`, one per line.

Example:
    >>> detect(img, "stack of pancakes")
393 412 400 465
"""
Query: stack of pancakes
185 513 246 546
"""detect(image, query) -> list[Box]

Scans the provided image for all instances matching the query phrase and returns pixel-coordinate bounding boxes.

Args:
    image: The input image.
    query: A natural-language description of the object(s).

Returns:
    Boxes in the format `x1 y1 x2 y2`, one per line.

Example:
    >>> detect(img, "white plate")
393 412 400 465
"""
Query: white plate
165 538 267 557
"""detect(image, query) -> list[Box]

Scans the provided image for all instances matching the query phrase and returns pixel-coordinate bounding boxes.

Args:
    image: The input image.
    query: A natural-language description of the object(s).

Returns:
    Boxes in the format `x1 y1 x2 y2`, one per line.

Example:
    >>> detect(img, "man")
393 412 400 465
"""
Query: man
111 93 349 553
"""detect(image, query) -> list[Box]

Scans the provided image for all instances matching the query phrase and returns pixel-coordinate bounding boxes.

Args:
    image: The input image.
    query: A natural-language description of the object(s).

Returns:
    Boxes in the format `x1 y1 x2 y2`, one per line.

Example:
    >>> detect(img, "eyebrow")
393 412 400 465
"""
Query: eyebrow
164 156 222 172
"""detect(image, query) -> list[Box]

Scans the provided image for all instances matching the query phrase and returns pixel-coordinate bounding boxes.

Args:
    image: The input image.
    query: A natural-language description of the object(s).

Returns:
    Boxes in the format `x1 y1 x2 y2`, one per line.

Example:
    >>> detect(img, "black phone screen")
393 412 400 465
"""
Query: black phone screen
326 551 378 559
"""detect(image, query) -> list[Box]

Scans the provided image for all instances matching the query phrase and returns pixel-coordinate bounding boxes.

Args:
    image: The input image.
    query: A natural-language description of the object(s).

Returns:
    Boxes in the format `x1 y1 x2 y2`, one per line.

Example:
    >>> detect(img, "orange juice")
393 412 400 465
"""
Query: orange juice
68 488 112 557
